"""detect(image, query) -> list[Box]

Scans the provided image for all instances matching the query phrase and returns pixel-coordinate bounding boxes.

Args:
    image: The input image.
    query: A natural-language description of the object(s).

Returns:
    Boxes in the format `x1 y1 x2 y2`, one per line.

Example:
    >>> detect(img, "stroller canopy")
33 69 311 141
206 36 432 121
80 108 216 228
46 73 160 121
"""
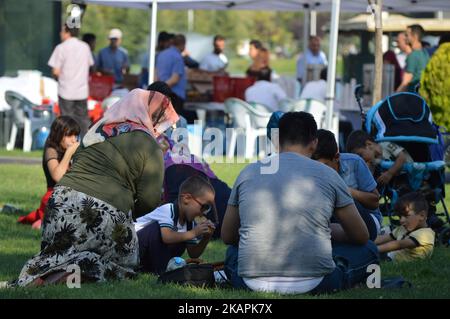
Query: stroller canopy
365 92 438 145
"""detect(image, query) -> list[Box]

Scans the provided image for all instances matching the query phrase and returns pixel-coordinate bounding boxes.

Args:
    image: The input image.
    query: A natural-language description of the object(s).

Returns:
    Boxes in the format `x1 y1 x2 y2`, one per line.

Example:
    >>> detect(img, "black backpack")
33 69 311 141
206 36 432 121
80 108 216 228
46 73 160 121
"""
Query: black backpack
157 263 215 288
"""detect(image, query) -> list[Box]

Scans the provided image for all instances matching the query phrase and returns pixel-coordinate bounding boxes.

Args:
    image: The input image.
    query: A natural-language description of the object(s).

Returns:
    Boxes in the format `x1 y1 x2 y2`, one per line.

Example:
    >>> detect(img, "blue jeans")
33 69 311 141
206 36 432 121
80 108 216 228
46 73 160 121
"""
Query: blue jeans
224 245 250 290
224 241 379 294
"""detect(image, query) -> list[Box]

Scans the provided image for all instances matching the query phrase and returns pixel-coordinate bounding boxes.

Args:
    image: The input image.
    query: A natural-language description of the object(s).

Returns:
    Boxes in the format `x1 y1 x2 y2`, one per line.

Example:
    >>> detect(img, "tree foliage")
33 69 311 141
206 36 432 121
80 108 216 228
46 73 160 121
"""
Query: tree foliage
420 43 450 129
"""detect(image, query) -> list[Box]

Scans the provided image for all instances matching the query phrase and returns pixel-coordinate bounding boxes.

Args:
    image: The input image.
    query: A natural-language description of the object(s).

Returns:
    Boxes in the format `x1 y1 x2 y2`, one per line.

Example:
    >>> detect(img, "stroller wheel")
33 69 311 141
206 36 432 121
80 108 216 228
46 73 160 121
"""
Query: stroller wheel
438 226 450 247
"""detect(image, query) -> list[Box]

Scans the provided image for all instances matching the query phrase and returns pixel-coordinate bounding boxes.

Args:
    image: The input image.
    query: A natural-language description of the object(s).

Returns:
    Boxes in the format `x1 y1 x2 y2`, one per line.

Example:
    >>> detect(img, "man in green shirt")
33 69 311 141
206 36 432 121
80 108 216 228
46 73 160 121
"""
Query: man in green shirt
396 24 429 92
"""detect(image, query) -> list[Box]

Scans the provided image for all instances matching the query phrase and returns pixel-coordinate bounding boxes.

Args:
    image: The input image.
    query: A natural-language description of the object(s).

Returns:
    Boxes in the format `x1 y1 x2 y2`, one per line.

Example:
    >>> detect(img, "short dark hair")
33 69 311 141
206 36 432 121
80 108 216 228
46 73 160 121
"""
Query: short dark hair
279 112 317 148
250 39 263 49
158 31 170 43
346 130 374 153
158 31 175 44
179 175 215 198
255 67 272 82
64 23 79 37
173 34 186 46
320 67 327 81
312 129 338 160
214 35 225 43
394 192 429 217
82 33 96 44
408 24 425 41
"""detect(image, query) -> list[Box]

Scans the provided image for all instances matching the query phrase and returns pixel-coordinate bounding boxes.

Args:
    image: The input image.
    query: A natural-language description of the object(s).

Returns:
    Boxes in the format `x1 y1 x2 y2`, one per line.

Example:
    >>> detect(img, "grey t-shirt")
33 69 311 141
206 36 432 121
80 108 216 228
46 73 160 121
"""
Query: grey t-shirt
228 152 354 278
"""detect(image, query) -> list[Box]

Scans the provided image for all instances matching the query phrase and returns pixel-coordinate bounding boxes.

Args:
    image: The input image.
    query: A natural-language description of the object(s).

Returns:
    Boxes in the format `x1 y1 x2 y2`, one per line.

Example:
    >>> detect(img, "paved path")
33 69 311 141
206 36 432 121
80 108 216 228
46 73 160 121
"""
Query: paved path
0 156 40 165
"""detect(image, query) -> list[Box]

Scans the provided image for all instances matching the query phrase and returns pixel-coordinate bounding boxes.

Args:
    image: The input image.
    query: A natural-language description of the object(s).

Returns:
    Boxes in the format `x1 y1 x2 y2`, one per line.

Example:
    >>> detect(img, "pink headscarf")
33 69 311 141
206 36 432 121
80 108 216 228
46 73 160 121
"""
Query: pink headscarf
83 89 179 147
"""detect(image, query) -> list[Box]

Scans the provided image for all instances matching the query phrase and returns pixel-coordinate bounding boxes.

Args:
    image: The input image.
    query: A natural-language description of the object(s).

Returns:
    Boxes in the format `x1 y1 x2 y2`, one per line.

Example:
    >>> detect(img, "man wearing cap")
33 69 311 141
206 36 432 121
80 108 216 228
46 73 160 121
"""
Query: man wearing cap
48 24 94 136
97 28 130 86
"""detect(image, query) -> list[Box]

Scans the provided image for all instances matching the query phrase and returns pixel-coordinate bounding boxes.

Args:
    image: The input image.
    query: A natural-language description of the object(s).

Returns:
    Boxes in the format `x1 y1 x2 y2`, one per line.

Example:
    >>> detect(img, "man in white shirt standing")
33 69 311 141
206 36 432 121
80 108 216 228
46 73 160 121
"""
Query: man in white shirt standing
396 32 412 70
48 24 94 136
245 68 287 112
296 36 328 84
199 35 228 73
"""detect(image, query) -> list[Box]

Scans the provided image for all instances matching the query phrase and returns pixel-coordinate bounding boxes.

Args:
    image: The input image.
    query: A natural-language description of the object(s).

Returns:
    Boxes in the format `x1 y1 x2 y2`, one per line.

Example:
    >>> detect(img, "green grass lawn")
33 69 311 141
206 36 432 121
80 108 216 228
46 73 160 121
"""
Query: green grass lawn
227 56 343 77
1 162 450 299
0 148 42 158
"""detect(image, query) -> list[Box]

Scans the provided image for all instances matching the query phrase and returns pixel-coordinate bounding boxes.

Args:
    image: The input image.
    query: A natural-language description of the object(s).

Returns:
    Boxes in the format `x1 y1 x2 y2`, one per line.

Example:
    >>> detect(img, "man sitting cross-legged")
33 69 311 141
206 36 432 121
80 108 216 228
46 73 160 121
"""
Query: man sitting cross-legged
221 112 379 295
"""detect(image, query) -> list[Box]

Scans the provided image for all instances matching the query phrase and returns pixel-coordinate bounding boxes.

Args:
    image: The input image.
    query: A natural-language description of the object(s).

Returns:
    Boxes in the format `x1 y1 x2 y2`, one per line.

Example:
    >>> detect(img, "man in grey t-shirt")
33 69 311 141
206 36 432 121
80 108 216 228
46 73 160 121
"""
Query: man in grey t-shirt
222 112 379 295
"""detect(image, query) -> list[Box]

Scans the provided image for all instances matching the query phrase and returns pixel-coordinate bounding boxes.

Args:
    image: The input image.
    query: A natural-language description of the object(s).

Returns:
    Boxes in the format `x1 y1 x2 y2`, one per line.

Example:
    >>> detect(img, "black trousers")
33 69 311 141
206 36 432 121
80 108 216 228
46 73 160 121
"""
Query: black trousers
137 222 186 274
58 96 91 137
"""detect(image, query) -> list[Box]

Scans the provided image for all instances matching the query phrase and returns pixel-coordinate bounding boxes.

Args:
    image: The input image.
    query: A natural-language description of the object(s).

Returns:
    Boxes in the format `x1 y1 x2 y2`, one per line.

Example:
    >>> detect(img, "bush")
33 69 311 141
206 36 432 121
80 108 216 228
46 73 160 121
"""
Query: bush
420 43 450 129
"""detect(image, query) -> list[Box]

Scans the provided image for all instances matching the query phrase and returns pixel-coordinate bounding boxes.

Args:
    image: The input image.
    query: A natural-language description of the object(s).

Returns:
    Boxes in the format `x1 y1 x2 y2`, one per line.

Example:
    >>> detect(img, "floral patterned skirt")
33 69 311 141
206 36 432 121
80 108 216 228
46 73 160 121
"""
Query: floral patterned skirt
14 185 139 287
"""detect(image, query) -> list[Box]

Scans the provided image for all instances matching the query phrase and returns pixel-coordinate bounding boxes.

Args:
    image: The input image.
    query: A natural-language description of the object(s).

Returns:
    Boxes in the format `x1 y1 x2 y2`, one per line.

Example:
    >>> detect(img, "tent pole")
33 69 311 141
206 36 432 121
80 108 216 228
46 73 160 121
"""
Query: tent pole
188 9 194 32
372 0 383 104
302 7 310 86
325 0 340 131
148 0 158 85
310 10 317 36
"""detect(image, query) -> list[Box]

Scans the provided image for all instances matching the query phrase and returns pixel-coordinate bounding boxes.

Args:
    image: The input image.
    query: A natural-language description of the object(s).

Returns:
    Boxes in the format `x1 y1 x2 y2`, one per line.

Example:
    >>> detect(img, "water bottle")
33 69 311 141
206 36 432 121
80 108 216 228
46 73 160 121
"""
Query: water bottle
166 257 187 272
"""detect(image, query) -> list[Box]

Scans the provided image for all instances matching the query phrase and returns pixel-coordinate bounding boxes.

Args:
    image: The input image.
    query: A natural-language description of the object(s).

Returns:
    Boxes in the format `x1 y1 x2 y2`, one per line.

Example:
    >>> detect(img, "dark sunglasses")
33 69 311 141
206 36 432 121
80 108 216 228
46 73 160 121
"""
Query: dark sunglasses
191 197 212 215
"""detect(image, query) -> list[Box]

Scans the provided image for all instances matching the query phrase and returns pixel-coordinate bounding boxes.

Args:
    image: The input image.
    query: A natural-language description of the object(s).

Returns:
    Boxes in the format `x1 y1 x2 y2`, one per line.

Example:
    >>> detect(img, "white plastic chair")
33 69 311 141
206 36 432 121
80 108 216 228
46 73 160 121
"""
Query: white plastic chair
224 98 272 159
287 98 340 138
5 91 53 152
284 98 328 128
274 76 301 100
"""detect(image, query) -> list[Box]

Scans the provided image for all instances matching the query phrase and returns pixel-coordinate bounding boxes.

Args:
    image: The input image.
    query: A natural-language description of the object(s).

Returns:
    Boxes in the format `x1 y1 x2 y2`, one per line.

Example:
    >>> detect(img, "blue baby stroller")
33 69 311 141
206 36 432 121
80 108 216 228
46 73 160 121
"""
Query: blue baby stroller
362 92 450 246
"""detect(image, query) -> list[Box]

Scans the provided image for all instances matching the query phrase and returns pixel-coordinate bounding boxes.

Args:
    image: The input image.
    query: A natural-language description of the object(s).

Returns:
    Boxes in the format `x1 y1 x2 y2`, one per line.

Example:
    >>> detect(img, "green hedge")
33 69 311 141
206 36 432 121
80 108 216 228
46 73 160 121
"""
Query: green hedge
420 43 450 130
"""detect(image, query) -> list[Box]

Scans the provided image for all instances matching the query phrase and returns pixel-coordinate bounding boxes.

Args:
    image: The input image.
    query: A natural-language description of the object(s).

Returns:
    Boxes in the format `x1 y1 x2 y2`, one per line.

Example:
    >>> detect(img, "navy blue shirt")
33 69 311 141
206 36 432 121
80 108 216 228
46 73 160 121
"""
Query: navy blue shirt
97 46 129 84
156 46 186 100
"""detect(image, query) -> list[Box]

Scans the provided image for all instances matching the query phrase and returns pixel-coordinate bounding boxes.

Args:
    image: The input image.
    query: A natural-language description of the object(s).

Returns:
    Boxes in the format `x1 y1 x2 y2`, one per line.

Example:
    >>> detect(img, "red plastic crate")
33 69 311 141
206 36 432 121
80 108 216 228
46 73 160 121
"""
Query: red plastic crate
213 76 255 102
230 77 255 100
212 76 231 102
89 74 114 101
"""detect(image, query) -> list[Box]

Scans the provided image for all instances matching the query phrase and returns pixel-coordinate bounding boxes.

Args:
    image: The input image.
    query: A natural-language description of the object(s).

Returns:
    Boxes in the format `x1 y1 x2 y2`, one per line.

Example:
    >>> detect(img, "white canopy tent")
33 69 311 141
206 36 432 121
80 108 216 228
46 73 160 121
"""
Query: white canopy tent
72 0 450 130
79 0 450 12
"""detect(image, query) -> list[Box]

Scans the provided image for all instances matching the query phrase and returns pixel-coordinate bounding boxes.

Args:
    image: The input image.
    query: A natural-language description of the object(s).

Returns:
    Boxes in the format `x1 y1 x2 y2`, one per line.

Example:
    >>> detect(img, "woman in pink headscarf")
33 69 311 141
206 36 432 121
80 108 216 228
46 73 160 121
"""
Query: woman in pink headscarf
11 83 179 287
